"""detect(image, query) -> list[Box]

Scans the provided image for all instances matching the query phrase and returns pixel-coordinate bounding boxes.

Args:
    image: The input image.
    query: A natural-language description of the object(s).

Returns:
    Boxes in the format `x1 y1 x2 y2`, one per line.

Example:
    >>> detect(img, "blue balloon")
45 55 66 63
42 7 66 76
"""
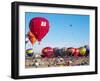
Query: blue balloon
84 46 89 56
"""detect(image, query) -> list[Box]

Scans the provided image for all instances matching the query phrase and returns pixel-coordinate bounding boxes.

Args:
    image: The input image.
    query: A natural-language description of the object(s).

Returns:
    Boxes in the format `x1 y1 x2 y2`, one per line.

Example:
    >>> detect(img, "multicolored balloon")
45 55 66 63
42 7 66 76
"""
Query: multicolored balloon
67 47 75 54
26 49 34 57
67 47 79 57
29 17 50 43
42 47 54 58
28 31 37 45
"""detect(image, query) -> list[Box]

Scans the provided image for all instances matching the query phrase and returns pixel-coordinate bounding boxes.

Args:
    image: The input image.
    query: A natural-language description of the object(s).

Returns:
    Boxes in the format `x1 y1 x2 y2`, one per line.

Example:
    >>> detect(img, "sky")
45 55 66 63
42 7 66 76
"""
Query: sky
25 12 89 53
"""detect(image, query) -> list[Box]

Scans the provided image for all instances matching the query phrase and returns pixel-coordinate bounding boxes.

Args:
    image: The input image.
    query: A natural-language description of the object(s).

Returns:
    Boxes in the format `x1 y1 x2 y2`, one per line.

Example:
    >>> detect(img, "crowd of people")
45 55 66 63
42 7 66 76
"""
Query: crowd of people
25 56 89 68
25 45 89 68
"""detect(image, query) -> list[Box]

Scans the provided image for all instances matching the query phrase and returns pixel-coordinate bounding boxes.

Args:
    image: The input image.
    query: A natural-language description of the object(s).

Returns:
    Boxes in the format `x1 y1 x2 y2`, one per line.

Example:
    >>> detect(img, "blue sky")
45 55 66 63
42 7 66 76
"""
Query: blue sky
25 12 89 53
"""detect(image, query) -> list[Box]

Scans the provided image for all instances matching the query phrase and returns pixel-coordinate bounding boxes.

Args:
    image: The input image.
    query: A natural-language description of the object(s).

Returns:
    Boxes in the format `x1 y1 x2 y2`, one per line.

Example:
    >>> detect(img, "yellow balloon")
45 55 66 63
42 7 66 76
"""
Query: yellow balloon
26 49 33 54
79 47 86 55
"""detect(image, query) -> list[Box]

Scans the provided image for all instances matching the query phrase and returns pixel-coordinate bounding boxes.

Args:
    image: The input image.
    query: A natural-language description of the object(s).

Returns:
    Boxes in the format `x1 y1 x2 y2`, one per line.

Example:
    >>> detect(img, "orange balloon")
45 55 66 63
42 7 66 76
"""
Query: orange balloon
28 31 37 45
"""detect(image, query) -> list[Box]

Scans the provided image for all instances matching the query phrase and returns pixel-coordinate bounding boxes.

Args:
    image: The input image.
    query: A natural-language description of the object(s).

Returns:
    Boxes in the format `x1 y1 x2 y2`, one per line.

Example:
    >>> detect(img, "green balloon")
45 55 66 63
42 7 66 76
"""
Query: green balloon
79 47 86 55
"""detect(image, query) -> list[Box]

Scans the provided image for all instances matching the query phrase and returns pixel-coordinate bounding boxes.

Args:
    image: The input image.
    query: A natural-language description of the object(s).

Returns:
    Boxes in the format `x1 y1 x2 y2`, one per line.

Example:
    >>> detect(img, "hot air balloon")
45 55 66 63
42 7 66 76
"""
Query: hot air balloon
79 47 86 56
86 48 89 56
29 17 50 43
67 47 75 56
53 47 61 57
60 47 67 57
28 31 37 45
73 48 79 57
26 49 34 57
84 45 89 56
42 47 53 58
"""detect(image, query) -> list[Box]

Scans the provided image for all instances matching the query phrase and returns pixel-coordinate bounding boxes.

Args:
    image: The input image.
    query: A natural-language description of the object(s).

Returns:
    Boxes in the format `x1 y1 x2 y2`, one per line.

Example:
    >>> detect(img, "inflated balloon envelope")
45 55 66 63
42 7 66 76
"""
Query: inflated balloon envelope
28 31 37 45
26 49 33 57
29 17 50 44
79 47 86 55
42 47 54 58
